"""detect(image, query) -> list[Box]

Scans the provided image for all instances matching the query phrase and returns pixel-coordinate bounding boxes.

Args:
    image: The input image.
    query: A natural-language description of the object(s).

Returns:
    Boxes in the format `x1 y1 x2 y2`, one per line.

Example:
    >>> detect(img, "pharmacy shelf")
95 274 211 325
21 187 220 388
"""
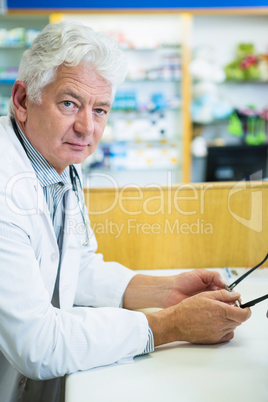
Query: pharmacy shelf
89 44 182 183
0 79 16 85
0 15 49 117
0 44 27 49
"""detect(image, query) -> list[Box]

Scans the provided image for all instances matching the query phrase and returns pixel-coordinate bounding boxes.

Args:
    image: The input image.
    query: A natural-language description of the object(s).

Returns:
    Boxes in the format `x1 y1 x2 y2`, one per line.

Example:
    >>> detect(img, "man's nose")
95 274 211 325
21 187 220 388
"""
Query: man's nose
74 109 94 136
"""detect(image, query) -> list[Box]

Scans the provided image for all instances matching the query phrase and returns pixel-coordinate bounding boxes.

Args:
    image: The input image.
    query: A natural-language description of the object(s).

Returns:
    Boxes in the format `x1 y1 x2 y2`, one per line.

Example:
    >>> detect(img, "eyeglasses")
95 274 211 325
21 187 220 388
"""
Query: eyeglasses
226 253 268 309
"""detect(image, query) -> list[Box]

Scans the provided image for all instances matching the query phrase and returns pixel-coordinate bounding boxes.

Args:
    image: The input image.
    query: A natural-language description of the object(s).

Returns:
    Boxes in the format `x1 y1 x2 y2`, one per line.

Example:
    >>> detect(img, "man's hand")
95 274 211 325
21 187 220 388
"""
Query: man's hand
123 270 226 310
163 269 226 308
124 270 251 346
145 289 251 346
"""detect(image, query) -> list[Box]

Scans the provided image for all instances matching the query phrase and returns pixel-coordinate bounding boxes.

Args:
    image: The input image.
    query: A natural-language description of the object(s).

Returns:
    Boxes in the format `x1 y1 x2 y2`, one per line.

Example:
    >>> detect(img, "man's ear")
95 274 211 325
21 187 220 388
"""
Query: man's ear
12 81 28 123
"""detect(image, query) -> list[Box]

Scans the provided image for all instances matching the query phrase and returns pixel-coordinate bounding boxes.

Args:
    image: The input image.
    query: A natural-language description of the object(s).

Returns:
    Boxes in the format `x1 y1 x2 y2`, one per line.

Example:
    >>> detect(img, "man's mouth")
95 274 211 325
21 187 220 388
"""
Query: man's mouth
65 142 89 150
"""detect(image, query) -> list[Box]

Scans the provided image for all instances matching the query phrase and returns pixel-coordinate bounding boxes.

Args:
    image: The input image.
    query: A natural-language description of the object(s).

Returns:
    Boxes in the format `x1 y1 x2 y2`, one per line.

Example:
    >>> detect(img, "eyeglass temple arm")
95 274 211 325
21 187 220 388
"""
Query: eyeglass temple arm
239 293 268 309
227 252 268 291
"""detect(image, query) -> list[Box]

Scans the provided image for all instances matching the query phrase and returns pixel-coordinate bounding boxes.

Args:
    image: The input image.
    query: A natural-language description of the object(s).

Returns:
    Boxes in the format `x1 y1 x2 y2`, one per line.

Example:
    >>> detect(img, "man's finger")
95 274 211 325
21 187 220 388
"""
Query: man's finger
205 289 252 322
225 304 251 323
207 289 241 303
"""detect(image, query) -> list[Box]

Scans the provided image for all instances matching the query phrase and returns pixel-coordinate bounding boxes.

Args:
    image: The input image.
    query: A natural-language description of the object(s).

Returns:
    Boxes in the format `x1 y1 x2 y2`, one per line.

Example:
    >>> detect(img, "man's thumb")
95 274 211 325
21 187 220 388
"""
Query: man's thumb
211 289 241 302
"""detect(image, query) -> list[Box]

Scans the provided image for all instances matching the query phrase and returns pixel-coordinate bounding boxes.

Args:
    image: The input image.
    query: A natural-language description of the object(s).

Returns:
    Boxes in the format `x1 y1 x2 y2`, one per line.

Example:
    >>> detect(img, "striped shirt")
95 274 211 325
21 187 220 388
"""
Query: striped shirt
14 119 154 354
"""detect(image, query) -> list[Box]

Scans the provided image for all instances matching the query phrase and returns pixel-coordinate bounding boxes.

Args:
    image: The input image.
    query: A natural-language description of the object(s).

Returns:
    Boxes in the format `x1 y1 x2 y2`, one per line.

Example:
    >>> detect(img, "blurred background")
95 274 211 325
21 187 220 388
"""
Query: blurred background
1 5 268 187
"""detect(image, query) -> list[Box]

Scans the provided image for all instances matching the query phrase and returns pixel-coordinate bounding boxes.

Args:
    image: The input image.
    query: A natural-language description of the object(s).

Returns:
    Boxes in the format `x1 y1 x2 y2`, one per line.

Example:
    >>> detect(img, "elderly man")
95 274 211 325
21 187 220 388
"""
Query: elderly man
0 22 250 401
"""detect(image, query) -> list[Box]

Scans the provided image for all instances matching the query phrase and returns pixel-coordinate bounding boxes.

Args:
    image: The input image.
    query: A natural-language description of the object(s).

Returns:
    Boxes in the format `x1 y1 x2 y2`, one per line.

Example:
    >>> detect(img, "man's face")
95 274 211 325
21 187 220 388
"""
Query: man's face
17 64 112 175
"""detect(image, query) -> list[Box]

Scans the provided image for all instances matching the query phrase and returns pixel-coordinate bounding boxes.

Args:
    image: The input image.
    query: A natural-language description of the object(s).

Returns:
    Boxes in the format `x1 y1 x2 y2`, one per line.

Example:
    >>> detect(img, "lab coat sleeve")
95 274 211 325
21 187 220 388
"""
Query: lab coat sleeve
74 240 136 308
72 170 137 309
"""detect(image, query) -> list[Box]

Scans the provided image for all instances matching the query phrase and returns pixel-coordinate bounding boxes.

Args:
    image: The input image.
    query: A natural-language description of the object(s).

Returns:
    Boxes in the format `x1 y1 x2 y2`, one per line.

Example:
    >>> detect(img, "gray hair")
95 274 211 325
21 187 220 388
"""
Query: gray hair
10 21 128 116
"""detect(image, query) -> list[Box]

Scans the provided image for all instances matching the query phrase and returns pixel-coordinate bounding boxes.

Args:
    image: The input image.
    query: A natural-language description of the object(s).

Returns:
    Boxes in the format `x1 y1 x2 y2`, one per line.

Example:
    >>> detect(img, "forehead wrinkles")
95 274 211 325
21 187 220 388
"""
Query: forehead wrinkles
56 64 112 98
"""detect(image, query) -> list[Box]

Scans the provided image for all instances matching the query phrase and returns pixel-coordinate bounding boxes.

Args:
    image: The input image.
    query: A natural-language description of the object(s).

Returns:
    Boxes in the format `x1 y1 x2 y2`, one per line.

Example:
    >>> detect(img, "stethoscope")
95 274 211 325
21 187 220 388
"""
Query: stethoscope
69 164 90 247
11 117 90 247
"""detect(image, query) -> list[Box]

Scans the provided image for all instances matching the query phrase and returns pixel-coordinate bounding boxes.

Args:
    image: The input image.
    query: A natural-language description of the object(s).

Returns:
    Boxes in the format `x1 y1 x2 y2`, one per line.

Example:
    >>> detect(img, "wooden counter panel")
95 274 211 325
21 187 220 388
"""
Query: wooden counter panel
84 181 268 269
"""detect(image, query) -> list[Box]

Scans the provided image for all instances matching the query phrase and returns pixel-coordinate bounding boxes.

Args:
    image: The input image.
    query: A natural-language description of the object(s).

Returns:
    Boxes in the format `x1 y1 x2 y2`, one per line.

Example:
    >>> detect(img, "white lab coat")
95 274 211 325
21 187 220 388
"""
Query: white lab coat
0 116 149 381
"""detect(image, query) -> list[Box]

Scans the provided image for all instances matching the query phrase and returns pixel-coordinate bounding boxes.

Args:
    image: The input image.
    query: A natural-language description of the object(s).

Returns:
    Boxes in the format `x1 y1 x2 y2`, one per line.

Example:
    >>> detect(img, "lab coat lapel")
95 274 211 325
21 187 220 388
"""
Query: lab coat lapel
59 188 83 309
35 181 60 299
35 180 58 249
6 120 59 298
8 118 58 252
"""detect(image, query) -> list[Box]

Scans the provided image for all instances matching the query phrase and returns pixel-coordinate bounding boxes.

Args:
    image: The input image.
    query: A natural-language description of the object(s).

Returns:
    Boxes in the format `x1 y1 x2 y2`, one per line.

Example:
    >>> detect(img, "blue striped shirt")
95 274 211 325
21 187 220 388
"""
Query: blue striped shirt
14 120 154 355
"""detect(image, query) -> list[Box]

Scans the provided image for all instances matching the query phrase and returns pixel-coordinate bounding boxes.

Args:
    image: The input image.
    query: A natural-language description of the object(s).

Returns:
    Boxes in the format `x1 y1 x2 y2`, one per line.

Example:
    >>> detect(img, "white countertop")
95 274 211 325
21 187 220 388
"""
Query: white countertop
65 269 268 402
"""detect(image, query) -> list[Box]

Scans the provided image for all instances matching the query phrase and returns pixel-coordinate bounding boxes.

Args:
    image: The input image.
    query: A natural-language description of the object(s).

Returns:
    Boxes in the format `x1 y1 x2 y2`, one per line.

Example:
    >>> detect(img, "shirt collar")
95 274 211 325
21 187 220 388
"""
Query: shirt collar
14 120 70 188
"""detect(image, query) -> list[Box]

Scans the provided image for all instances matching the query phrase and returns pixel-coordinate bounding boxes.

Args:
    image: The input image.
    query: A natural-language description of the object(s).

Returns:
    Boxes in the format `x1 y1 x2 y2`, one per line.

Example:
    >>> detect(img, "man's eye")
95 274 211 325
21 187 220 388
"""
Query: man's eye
95 108 106 115
63 101 74 108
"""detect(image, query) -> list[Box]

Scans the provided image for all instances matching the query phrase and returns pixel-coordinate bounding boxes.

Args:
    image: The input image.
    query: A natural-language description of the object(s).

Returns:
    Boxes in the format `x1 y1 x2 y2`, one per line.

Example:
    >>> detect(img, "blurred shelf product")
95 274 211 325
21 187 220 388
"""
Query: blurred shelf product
0 14 49 98
190 15 268 182
0 95 9 116
0 27 41 47
83 141 180 171
0 67 18 86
